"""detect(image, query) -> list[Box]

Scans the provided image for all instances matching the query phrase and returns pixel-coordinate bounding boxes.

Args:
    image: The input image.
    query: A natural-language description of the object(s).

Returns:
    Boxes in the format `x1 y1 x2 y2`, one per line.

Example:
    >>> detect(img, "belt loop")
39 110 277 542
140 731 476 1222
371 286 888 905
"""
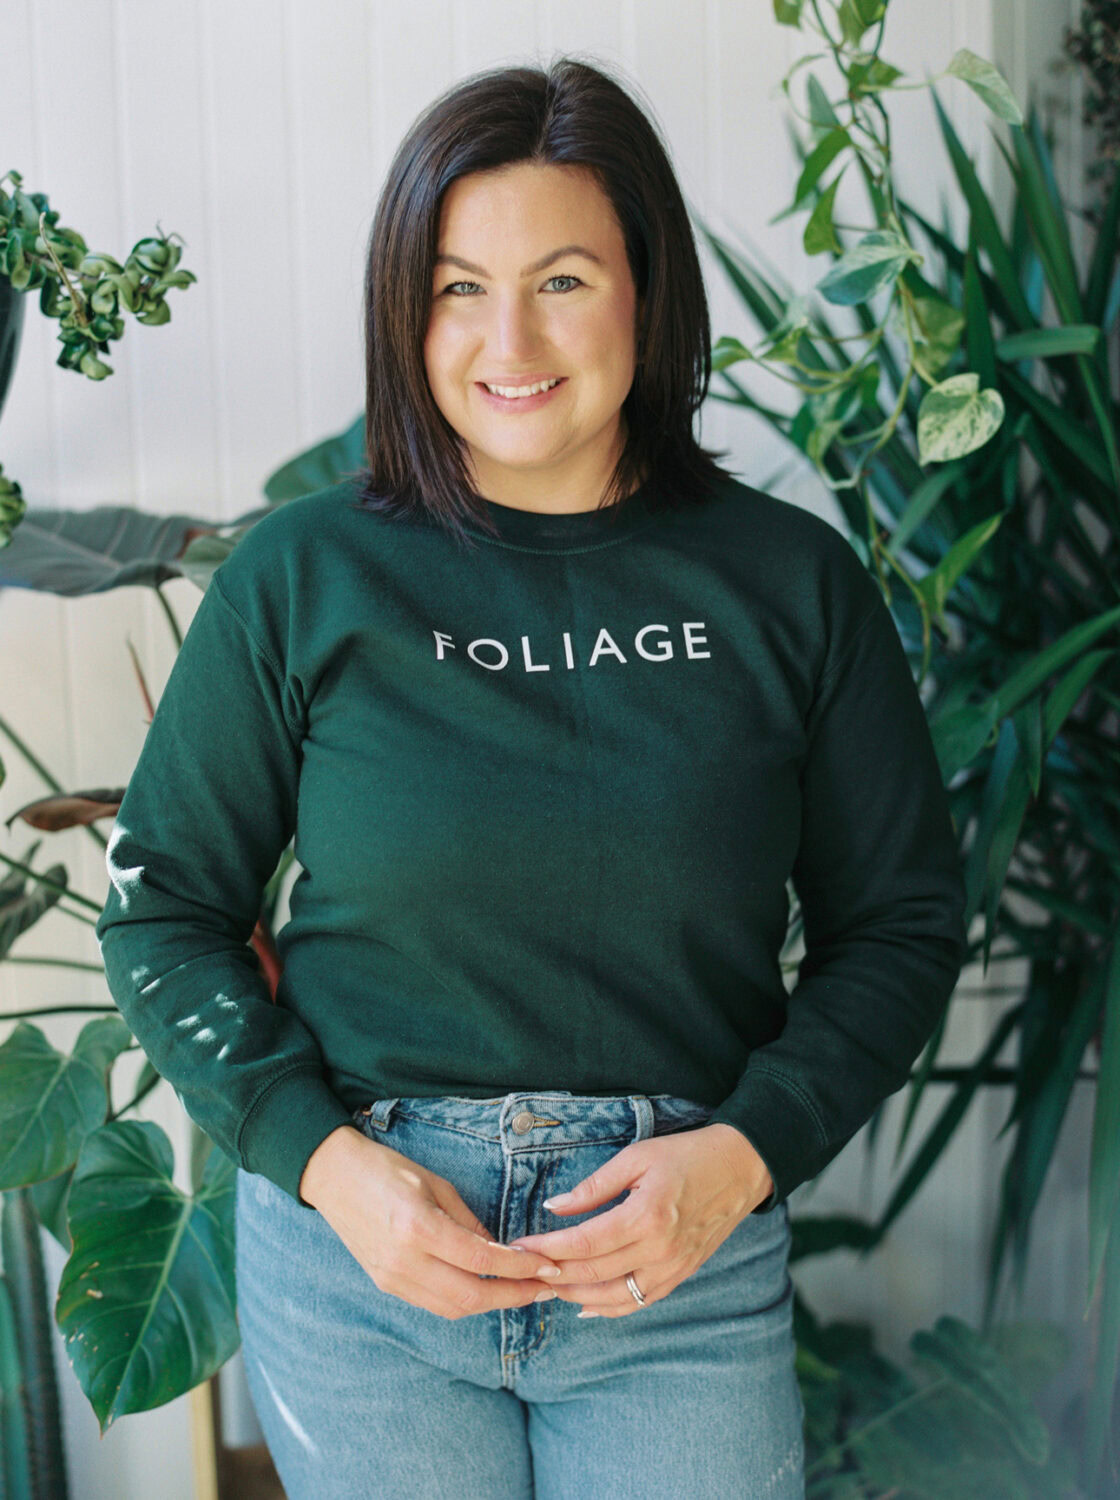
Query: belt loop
354 1098 400 1131
630 1096 655 1142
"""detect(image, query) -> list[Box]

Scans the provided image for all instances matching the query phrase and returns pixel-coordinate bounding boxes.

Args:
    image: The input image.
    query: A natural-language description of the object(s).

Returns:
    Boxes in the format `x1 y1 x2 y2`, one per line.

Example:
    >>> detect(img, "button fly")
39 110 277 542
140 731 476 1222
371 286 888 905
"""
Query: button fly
510 1110 536 1134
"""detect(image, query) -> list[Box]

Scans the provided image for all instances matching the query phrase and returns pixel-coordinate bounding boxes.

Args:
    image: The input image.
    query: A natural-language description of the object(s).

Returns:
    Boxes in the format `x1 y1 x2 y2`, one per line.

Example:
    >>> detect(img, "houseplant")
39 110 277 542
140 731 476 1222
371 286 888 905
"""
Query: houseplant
694 0 1120 1489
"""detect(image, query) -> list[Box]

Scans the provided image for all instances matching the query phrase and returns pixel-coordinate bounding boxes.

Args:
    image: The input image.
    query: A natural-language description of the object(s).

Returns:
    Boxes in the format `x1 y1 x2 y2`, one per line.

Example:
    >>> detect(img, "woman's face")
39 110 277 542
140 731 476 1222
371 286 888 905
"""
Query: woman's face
423 161 642 508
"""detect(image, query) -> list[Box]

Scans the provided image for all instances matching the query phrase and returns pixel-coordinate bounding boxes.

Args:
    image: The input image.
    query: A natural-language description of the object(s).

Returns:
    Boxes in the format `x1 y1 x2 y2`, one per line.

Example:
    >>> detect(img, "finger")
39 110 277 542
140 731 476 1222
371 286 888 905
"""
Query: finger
377 1258 559 1319
505 1204 640 1264
418 1189 562 1282
573 1269 675 1316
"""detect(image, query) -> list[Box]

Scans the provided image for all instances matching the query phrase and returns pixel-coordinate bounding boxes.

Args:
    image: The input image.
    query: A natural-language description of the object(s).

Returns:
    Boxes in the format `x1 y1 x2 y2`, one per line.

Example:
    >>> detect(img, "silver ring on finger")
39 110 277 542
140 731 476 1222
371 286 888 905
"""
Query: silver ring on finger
626 1273 646 1306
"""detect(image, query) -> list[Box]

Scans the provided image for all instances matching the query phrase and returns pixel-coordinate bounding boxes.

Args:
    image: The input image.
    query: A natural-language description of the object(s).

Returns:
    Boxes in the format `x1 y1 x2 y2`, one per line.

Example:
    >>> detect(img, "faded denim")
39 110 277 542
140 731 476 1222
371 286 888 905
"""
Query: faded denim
234 1090 806 1499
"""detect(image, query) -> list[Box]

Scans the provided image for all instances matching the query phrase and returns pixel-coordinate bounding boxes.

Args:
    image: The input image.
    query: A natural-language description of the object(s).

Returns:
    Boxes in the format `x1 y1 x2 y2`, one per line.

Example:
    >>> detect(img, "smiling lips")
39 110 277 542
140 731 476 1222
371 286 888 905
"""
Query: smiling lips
477 377 568 411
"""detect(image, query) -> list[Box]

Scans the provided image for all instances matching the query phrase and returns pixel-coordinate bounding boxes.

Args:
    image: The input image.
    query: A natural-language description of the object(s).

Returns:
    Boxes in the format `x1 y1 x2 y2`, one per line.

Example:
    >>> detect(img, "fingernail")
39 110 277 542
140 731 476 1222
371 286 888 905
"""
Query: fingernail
543 1192 573 1208
576 1309 600 1318
533 1289 557 1302
537 1265 562 1277
488 1242 527 1251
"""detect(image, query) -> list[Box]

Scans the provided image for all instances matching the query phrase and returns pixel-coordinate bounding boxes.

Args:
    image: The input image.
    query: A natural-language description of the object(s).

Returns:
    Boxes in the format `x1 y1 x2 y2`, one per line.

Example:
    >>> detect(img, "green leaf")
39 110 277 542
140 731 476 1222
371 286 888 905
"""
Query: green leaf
878 1005 1023 1237
995 324 1100 360
930 88 1035 329
917 372 1005 463
773 0 804 25
915 508 1003 627
848 55 903 97
817 228 919 306
789 1214 881 1264
884 462 962 556
946 48 1023 125
262 411 367 501
910 1316 1049 1463
0 1017 132 1189
55 1120 238 1434
901 265 966 377
790 127 850 213
806 72 840 129
804 173 844 255
711 335 752 372
838 0 885 44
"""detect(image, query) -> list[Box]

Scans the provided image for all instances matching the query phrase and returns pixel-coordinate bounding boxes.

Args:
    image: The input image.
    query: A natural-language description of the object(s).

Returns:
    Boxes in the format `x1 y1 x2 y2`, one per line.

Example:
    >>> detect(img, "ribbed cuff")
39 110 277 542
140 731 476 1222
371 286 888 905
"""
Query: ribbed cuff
706 1063 826 1213
237 1067 357 1208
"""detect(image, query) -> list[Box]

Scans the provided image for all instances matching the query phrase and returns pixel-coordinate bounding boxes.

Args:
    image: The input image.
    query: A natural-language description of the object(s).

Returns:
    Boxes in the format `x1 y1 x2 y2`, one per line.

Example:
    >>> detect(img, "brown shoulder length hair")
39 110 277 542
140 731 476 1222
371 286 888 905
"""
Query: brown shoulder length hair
347 54 735 549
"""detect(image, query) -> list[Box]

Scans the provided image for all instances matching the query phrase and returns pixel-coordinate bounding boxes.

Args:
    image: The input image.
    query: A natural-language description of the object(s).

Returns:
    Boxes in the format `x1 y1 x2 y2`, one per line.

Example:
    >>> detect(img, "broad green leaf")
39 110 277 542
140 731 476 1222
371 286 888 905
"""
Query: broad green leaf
911 1316 1049 1463
0 842 70 956
773 0 804 25
0 1017 132 1189
946 48 1024 125
817 228 919 306
917 372 1005 463
262 411 366 501
0 500 272 595
56 1119 238 1434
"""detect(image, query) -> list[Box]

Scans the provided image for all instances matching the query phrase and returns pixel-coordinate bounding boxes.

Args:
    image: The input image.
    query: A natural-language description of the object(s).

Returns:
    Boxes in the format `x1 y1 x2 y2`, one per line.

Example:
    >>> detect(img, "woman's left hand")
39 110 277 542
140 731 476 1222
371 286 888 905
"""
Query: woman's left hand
502 1123 775 1316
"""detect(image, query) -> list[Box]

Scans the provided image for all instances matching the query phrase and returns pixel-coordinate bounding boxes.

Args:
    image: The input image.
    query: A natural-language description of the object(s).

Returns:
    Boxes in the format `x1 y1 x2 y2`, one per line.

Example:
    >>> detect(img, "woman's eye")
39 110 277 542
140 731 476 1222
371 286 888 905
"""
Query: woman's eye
439 274 584 297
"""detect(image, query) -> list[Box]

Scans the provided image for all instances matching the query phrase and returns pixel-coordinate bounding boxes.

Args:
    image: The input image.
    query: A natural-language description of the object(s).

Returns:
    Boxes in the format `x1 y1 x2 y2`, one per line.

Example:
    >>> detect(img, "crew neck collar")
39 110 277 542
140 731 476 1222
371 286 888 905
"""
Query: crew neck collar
462 473 661 550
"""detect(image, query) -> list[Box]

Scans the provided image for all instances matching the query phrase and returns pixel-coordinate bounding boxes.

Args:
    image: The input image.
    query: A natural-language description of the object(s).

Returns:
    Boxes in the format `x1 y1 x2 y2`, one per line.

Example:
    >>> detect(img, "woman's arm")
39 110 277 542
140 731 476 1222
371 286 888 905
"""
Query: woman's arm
707 584 969 1211
95 569 353 1208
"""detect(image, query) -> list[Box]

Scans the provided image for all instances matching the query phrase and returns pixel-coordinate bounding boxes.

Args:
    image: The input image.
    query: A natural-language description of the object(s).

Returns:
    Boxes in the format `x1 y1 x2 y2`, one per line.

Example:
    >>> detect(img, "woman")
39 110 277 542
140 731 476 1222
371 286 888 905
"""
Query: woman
95 56 968 1499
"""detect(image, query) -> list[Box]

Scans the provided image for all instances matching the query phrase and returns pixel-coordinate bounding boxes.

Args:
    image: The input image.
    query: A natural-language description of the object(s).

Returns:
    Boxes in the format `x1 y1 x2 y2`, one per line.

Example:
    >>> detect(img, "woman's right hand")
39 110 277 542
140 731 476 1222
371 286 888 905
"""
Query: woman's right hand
298 1124 564 1319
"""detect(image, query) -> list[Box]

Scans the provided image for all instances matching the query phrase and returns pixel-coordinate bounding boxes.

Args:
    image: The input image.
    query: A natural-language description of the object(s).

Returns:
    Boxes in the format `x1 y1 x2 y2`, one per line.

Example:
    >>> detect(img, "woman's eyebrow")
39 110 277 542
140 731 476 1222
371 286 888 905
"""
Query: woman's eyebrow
433 245 605 277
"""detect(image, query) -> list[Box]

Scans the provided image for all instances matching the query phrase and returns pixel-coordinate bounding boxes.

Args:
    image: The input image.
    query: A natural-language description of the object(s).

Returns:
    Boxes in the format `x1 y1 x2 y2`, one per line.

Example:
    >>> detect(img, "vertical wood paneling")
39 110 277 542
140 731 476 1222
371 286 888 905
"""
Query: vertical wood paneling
0 1 1092 1491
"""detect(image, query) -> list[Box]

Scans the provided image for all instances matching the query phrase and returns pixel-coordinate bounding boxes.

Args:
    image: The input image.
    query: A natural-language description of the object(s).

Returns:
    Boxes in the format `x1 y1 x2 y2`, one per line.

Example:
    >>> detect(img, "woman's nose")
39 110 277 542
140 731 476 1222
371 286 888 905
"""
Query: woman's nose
488 296 544 359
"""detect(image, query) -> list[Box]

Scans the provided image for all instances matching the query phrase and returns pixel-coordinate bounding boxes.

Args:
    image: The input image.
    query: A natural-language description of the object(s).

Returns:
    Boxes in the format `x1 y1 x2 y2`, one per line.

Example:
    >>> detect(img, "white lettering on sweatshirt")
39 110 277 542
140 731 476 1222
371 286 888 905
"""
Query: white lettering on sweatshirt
432 623 710 671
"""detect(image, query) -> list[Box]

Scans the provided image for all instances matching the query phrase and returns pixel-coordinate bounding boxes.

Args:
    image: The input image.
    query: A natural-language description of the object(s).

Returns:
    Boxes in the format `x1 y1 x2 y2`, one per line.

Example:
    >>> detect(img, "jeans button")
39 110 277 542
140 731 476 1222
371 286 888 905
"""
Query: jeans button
511 1110 536 1134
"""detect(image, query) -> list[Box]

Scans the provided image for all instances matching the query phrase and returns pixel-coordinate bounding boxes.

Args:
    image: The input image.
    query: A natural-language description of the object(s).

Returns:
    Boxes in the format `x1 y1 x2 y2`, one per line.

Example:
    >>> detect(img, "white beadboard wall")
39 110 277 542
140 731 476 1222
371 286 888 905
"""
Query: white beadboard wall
0 2 1097 1496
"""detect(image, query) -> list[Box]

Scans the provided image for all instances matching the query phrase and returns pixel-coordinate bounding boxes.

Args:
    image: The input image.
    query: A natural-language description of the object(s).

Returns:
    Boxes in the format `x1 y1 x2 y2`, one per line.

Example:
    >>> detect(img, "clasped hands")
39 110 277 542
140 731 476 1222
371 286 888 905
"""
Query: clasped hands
496 1122 774 1318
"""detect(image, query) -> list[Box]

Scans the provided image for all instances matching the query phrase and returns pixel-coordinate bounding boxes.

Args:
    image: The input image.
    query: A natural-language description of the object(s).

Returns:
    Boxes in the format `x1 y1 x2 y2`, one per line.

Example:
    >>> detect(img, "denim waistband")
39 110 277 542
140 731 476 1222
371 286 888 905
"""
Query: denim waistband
351 1090 715 1146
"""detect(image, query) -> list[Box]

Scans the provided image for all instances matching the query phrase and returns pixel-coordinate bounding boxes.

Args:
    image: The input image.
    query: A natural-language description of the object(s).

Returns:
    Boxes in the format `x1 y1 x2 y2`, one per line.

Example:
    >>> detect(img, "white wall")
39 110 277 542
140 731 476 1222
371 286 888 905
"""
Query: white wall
0 1 1095 1495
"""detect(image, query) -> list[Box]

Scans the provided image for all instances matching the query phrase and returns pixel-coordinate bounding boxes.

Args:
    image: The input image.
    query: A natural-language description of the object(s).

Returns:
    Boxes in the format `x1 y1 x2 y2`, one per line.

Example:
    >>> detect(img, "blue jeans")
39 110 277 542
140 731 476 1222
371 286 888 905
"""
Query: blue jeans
234 1090 806 1499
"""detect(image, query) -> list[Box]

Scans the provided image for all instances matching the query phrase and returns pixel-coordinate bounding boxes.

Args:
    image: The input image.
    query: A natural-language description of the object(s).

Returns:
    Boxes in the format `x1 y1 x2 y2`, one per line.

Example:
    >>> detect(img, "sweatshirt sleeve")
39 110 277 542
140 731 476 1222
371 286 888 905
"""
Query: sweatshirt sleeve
94 568 354 1208
707 576 969 1212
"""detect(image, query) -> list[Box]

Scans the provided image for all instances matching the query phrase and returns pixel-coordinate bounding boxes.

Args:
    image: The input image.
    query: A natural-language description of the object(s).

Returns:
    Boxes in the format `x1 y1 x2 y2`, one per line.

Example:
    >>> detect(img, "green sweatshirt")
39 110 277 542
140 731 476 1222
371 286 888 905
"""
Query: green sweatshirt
94 471 968 1214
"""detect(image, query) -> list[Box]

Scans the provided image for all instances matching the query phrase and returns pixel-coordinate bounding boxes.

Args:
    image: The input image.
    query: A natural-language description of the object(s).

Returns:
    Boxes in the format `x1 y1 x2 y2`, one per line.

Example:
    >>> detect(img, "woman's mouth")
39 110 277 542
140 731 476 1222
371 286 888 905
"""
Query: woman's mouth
476 376 567 411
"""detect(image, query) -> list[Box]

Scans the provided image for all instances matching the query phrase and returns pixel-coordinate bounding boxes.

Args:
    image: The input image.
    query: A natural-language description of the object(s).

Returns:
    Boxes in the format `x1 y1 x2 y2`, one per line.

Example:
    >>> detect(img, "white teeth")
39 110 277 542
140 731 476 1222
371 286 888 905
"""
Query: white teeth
483 377 562 399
